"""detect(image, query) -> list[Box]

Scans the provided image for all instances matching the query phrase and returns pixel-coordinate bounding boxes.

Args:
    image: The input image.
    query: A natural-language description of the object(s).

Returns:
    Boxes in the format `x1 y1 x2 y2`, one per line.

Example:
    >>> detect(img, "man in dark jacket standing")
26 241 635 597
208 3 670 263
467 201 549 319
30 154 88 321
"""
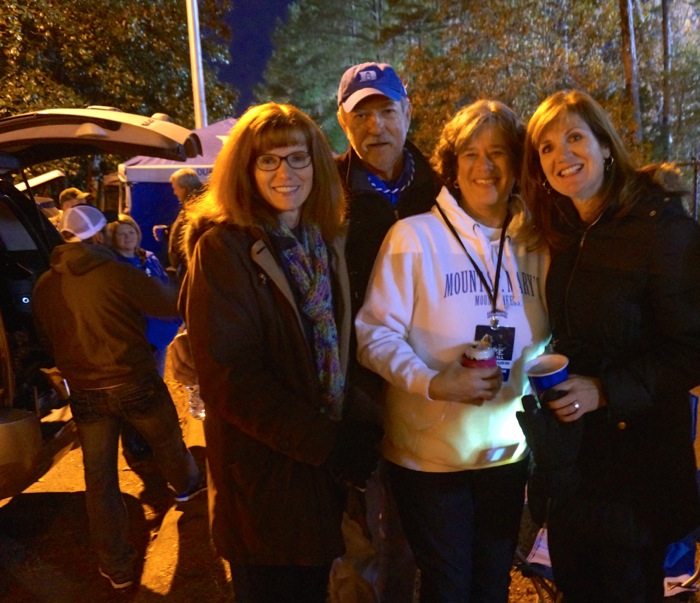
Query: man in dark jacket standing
333 62 440 603
153 168 203 283
336 62 439 325
33 205 204 590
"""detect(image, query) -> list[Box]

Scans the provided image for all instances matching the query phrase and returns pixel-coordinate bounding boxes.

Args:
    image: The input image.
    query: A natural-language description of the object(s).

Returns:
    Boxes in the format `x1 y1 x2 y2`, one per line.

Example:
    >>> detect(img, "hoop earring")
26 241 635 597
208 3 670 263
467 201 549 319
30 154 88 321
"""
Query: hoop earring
604 155 615 172
453 178 460 189
542 178 553 193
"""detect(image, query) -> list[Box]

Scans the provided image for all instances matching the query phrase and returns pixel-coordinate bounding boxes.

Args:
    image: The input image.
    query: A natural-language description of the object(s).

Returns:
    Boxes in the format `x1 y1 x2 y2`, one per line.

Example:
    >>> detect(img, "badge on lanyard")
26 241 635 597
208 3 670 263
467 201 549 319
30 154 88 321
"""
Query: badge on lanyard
475 324 516 381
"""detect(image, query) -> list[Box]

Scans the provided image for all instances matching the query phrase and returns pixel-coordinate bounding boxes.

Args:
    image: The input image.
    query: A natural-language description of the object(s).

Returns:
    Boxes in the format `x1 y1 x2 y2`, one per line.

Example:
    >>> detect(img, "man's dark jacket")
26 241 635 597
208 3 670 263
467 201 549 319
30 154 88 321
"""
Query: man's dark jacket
33 242 179 389
337 140 440 317
336 141 440 416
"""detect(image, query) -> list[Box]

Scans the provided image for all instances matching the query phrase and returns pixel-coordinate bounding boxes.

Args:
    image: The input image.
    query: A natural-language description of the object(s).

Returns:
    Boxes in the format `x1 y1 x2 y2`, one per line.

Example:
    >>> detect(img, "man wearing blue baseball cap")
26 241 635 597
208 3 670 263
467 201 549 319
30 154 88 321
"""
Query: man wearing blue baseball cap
334 62 439 603
336 61 439 351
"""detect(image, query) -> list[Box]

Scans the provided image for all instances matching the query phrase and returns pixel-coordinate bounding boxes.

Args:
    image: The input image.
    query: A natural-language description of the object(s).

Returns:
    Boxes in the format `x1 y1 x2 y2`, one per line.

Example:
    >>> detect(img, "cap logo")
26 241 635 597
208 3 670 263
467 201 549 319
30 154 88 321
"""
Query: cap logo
338 62 406 111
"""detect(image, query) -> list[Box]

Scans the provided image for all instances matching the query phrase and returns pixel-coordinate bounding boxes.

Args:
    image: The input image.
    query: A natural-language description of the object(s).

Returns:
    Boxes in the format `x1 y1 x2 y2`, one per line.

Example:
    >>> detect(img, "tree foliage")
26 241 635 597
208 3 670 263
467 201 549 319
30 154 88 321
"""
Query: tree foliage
257 0 700 167
0 0 238 128
257 0 385 149
1 0 238 186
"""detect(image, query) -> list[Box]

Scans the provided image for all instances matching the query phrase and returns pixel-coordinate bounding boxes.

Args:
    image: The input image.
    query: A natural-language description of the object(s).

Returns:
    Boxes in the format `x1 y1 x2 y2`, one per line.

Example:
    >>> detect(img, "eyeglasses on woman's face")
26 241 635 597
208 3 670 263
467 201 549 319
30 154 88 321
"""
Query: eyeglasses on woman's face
255 151 312 171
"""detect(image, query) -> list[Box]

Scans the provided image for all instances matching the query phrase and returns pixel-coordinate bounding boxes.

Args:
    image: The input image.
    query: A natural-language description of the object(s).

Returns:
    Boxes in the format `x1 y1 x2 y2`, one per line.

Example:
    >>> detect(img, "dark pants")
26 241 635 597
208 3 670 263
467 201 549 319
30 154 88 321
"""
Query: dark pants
229 564 331 603
387 459 528 603
548 497 668 603
71 372 200 576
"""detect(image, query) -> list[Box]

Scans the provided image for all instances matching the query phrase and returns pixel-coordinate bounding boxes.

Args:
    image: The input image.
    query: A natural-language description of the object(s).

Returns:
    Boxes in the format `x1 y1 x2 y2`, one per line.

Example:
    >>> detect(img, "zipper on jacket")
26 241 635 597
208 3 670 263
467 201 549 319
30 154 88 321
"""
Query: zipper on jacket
562 213 604 336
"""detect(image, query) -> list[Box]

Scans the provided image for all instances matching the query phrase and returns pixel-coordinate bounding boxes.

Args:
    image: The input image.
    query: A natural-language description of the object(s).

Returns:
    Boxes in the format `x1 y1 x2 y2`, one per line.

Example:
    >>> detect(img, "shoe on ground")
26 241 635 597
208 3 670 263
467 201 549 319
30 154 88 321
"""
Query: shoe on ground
174 477 207 503
99 567 135 589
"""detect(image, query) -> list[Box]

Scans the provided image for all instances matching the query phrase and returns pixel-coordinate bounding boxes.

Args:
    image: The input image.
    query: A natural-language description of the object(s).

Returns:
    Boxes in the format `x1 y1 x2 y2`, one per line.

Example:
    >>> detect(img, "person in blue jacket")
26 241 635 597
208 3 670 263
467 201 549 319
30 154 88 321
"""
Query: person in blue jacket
110 214 182 464
110 214 181 372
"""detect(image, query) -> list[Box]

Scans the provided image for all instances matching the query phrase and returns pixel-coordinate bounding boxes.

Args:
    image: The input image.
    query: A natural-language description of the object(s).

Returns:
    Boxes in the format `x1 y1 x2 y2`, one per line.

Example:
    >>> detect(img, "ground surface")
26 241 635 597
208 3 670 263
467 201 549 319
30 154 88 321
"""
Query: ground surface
0 376 233 603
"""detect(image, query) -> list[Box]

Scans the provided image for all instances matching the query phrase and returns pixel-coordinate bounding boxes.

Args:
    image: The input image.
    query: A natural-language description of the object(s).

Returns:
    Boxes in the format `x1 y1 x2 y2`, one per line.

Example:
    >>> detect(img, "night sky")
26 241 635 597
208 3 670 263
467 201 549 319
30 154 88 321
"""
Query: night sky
220 1 294 115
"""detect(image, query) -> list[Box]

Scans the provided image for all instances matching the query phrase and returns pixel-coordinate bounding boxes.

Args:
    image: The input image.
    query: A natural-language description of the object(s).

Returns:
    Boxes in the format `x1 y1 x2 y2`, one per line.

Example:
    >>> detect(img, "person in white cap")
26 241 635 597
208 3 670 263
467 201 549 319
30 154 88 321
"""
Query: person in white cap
32 204 205 590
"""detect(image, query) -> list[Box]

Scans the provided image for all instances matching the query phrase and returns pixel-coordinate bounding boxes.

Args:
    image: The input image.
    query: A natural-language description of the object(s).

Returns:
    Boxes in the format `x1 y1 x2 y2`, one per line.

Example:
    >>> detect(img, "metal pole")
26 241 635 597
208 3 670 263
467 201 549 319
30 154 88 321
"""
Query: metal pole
186 0 208 128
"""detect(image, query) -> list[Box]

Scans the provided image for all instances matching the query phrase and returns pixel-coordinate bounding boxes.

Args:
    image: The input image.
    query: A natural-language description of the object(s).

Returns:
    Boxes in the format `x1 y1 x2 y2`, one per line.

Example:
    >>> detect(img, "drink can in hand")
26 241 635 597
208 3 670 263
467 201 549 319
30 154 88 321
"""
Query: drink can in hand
461 341 497 368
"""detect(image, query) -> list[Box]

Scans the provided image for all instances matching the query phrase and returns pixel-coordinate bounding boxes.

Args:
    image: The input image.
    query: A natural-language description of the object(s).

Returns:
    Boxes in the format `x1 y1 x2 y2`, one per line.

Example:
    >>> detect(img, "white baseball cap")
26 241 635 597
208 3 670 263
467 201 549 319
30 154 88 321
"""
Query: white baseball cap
60 205 107 242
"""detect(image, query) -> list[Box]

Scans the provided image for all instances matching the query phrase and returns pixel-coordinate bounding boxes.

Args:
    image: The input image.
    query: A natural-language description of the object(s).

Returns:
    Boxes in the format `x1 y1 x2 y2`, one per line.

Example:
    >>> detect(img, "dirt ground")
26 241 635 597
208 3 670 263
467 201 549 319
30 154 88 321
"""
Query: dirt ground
0 376 233 603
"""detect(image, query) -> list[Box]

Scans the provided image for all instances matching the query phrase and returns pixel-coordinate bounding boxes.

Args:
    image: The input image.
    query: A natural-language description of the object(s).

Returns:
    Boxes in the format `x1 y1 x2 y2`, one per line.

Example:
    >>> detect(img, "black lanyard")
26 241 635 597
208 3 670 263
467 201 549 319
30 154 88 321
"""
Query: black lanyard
436 202 512 328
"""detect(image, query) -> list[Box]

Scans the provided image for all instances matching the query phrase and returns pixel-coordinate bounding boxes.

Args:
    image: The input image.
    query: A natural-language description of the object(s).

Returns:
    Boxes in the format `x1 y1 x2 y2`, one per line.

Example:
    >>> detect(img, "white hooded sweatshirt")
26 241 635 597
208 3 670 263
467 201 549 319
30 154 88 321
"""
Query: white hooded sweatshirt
355 186 550 472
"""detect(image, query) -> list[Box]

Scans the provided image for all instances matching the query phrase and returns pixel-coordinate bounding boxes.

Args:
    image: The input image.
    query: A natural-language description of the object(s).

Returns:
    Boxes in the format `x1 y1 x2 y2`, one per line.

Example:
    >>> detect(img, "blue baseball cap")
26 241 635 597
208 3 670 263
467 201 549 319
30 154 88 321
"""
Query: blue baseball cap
337 62 408 112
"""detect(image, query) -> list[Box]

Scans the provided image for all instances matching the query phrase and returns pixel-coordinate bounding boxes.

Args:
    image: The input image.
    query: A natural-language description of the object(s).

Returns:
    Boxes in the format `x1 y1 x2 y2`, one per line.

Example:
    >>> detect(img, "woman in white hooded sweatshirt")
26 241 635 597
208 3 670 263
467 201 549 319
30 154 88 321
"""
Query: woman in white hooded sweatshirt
355 100 550 603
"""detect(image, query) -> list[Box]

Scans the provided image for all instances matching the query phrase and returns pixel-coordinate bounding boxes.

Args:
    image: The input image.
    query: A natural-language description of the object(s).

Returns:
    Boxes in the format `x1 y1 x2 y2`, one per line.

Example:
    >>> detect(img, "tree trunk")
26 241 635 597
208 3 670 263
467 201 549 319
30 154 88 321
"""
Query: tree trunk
619 0 643 142
661 0 672 159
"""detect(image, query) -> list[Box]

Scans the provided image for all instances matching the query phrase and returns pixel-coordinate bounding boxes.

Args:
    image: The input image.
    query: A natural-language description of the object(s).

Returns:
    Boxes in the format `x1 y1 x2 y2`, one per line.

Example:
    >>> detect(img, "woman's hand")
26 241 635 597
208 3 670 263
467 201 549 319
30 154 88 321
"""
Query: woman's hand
428 362 502 405
543 375 607 422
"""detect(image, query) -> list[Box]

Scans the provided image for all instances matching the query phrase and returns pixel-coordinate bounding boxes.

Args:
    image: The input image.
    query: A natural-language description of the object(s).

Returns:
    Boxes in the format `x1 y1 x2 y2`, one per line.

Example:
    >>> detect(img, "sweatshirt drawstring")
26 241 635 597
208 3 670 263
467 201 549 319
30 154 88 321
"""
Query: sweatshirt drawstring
502 236 522 306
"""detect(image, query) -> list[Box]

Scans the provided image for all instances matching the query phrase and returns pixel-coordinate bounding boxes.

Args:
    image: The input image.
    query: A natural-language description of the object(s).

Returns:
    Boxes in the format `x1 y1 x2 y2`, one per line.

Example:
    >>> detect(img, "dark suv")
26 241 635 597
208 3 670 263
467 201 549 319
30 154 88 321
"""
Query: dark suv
0 108 200 500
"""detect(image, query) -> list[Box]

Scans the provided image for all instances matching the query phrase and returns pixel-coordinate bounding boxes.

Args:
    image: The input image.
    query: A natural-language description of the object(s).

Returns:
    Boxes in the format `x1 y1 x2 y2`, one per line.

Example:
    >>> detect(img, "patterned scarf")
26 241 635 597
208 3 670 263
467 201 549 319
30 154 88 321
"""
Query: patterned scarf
267 222 345 415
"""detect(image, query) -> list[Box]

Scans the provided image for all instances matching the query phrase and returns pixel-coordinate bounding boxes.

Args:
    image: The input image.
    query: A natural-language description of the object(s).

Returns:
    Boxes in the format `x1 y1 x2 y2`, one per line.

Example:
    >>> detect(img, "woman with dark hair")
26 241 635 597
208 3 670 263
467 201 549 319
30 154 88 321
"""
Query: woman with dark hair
355 100 550 602
521 89 700 602
180 102 376 603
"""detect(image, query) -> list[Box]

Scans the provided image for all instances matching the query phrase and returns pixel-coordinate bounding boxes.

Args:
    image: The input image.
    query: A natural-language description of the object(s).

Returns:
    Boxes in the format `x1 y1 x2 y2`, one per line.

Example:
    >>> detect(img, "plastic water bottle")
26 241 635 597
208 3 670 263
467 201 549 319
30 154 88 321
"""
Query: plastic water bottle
186 384 205 420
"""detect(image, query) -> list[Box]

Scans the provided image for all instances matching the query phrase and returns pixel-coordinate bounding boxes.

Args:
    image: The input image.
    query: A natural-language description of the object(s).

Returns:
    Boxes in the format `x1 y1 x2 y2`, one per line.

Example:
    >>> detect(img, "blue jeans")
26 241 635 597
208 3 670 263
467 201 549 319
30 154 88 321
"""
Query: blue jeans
71 372 200 576
387 459 528 603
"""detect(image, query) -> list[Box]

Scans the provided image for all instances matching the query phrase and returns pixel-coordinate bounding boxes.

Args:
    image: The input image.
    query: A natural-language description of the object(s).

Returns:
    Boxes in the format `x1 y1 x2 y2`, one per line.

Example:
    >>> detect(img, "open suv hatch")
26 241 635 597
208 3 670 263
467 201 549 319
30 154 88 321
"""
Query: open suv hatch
0 108 201 500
